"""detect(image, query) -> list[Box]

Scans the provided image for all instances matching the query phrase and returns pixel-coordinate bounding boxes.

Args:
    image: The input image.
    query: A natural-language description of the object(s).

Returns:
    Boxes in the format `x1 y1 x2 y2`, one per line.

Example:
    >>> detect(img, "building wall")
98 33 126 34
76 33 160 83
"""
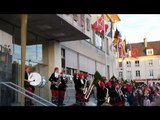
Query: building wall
0 14 119 105
118 56 160 81
60 14 118 78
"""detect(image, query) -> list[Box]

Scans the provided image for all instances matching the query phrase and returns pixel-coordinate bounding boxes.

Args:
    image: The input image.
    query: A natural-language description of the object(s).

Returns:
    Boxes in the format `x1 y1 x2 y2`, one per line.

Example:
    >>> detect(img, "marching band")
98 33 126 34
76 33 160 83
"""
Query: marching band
24 66 160 106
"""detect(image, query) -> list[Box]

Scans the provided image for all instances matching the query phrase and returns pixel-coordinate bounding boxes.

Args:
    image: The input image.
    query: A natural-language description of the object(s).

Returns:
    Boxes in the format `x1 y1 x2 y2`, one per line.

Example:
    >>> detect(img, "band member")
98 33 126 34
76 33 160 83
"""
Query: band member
24 65 35 106
76 73 86 105
48 67 60 105
96 79 107 106
58 71 68 106
108 77 121 106
73 73 79 104
115 83 125 106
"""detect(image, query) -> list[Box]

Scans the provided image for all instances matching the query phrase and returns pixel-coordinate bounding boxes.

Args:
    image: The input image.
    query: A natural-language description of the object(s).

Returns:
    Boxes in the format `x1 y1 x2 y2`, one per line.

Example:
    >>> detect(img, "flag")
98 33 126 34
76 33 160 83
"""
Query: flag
92 15 105 34
131 47 138 58
113 29 122 49
123 38 127 53
105 19 112 39
114 29 122 45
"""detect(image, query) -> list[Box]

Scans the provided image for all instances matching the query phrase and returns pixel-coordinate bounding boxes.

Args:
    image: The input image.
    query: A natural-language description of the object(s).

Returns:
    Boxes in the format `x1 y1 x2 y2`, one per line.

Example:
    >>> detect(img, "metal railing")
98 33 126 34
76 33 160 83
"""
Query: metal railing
0 82 57 106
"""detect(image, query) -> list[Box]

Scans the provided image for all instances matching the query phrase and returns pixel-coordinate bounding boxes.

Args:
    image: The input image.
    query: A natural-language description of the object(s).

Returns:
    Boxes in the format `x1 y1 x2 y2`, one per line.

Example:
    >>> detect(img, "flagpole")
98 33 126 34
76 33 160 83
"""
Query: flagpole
103 14 108 79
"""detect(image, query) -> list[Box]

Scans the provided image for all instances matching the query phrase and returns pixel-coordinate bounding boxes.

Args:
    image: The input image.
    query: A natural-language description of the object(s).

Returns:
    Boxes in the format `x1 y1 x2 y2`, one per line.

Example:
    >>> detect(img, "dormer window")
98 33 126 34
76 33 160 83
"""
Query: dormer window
146 49 154 55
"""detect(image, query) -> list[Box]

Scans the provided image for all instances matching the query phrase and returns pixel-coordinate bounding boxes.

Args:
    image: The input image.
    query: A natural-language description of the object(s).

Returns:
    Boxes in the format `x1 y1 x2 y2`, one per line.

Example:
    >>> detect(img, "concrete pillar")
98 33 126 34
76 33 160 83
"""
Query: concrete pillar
20 14 28 106
47 41 61 100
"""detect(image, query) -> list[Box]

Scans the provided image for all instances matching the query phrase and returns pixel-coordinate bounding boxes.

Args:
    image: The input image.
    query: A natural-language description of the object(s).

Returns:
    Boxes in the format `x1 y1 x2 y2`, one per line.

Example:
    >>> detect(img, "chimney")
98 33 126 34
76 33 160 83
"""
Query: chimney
144 38 147 48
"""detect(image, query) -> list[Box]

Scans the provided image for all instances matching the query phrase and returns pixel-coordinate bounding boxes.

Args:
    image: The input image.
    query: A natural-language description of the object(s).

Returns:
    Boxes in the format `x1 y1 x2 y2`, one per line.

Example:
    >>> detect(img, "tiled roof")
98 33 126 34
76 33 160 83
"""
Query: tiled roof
127 40 160 57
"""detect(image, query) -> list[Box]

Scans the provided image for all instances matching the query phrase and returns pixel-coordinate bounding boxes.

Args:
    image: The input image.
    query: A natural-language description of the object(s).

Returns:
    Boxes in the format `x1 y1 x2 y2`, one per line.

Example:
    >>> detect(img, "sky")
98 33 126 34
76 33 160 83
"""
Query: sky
116 14 160 44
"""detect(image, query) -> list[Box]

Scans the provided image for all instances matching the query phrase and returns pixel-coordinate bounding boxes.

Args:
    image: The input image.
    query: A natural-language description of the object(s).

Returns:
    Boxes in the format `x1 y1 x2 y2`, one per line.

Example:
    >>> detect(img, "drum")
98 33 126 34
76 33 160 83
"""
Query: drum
28 72 46 87
39 78 46 88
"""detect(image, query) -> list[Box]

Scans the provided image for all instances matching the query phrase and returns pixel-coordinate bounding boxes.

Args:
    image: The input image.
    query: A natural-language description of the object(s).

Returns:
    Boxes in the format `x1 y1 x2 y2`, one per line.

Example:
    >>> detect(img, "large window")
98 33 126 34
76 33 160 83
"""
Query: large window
136 70 140 77
61 48 65 69
95 33 102 48
66 67 77 75
26 44 43 63
13 44 21 59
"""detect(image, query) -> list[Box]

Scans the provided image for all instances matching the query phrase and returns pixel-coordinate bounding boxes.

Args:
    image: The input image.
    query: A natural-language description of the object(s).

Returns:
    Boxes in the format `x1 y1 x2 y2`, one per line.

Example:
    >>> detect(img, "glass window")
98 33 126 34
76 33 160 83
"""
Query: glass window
13 44 21 59
26 45 37 62
106 38 109 55
146 49 154 55
66 67 72 75
86 17 90 31
119 72 123 78
80 14 85 27
149 69 153 77
73 14 78 21
95 33 103 50
37 44 42 62
149 60 153 66
119 62 122 67
61 48 65 69
136 70 140 77
135 60 140 67
126 61 131 67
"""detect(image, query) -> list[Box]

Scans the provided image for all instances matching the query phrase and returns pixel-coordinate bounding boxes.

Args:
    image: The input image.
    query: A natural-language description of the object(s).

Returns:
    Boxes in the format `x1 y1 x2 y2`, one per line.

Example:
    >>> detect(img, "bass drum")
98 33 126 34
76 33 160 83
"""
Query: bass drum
39 78 46 88
28 72 46 87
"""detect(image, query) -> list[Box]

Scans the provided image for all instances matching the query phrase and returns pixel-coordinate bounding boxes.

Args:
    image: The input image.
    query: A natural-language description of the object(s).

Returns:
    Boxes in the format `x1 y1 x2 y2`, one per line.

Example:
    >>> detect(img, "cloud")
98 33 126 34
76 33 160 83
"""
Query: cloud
117 14 160 43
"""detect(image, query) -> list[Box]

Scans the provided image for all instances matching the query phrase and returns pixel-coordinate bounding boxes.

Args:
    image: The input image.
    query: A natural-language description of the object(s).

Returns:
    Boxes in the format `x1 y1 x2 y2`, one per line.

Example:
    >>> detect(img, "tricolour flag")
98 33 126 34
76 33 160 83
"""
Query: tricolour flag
105 19 112 39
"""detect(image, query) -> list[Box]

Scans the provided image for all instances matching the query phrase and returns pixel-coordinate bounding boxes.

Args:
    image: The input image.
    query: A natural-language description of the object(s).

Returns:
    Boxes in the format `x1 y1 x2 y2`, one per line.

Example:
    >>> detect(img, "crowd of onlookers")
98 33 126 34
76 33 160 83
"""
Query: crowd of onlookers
94 76 160 106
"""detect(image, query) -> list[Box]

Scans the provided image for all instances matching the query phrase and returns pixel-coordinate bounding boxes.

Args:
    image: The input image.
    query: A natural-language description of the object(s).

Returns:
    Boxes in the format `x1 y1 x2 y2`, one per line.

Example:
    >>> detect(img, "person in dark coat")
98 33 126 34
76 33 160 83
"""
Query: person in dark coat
48 67 60 105
96 79 107 106
73 73 80 104
58 71 68 106
24 65 35 106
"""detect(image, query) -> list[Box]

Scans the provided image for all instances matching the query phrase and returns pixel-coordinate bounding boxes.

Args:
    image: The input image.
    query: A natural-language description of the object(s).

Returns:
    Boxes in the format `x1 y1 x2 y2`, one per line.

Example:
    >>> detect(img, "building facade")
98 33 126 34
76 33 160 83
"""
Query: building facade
117 38 160 83
0 14 120 105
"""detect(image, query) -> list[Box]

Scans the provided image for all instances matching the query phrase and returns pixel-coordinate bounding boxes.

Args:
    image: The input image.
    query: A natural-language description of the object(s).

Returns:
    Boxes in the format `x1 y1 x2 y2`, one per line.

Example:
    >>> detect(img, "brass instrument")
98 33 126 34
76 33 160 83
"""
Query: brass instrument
84 78 97 100
55 76 61 88
83 79 89 94
105 88 110 103
115 85 124 100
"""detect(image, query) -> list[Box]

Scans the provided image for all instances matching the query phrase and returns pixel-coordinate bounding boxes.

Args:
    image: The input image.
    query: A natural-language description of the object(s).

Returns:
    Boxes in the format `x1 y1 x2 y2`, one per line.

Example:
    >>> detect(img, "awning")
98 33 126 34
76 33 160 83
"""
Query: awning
0 14 90 44
106 14 121 22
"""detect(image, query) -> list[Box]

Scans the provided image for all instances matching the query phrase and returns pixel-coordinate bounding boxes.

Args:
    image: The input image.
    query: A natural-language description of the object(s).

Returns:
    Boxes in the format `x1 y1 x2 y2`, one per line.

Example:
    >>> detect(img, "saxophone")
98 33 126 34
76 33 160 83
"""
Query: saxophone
83 79 89 94
55 75 61 88
84 79 95 100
